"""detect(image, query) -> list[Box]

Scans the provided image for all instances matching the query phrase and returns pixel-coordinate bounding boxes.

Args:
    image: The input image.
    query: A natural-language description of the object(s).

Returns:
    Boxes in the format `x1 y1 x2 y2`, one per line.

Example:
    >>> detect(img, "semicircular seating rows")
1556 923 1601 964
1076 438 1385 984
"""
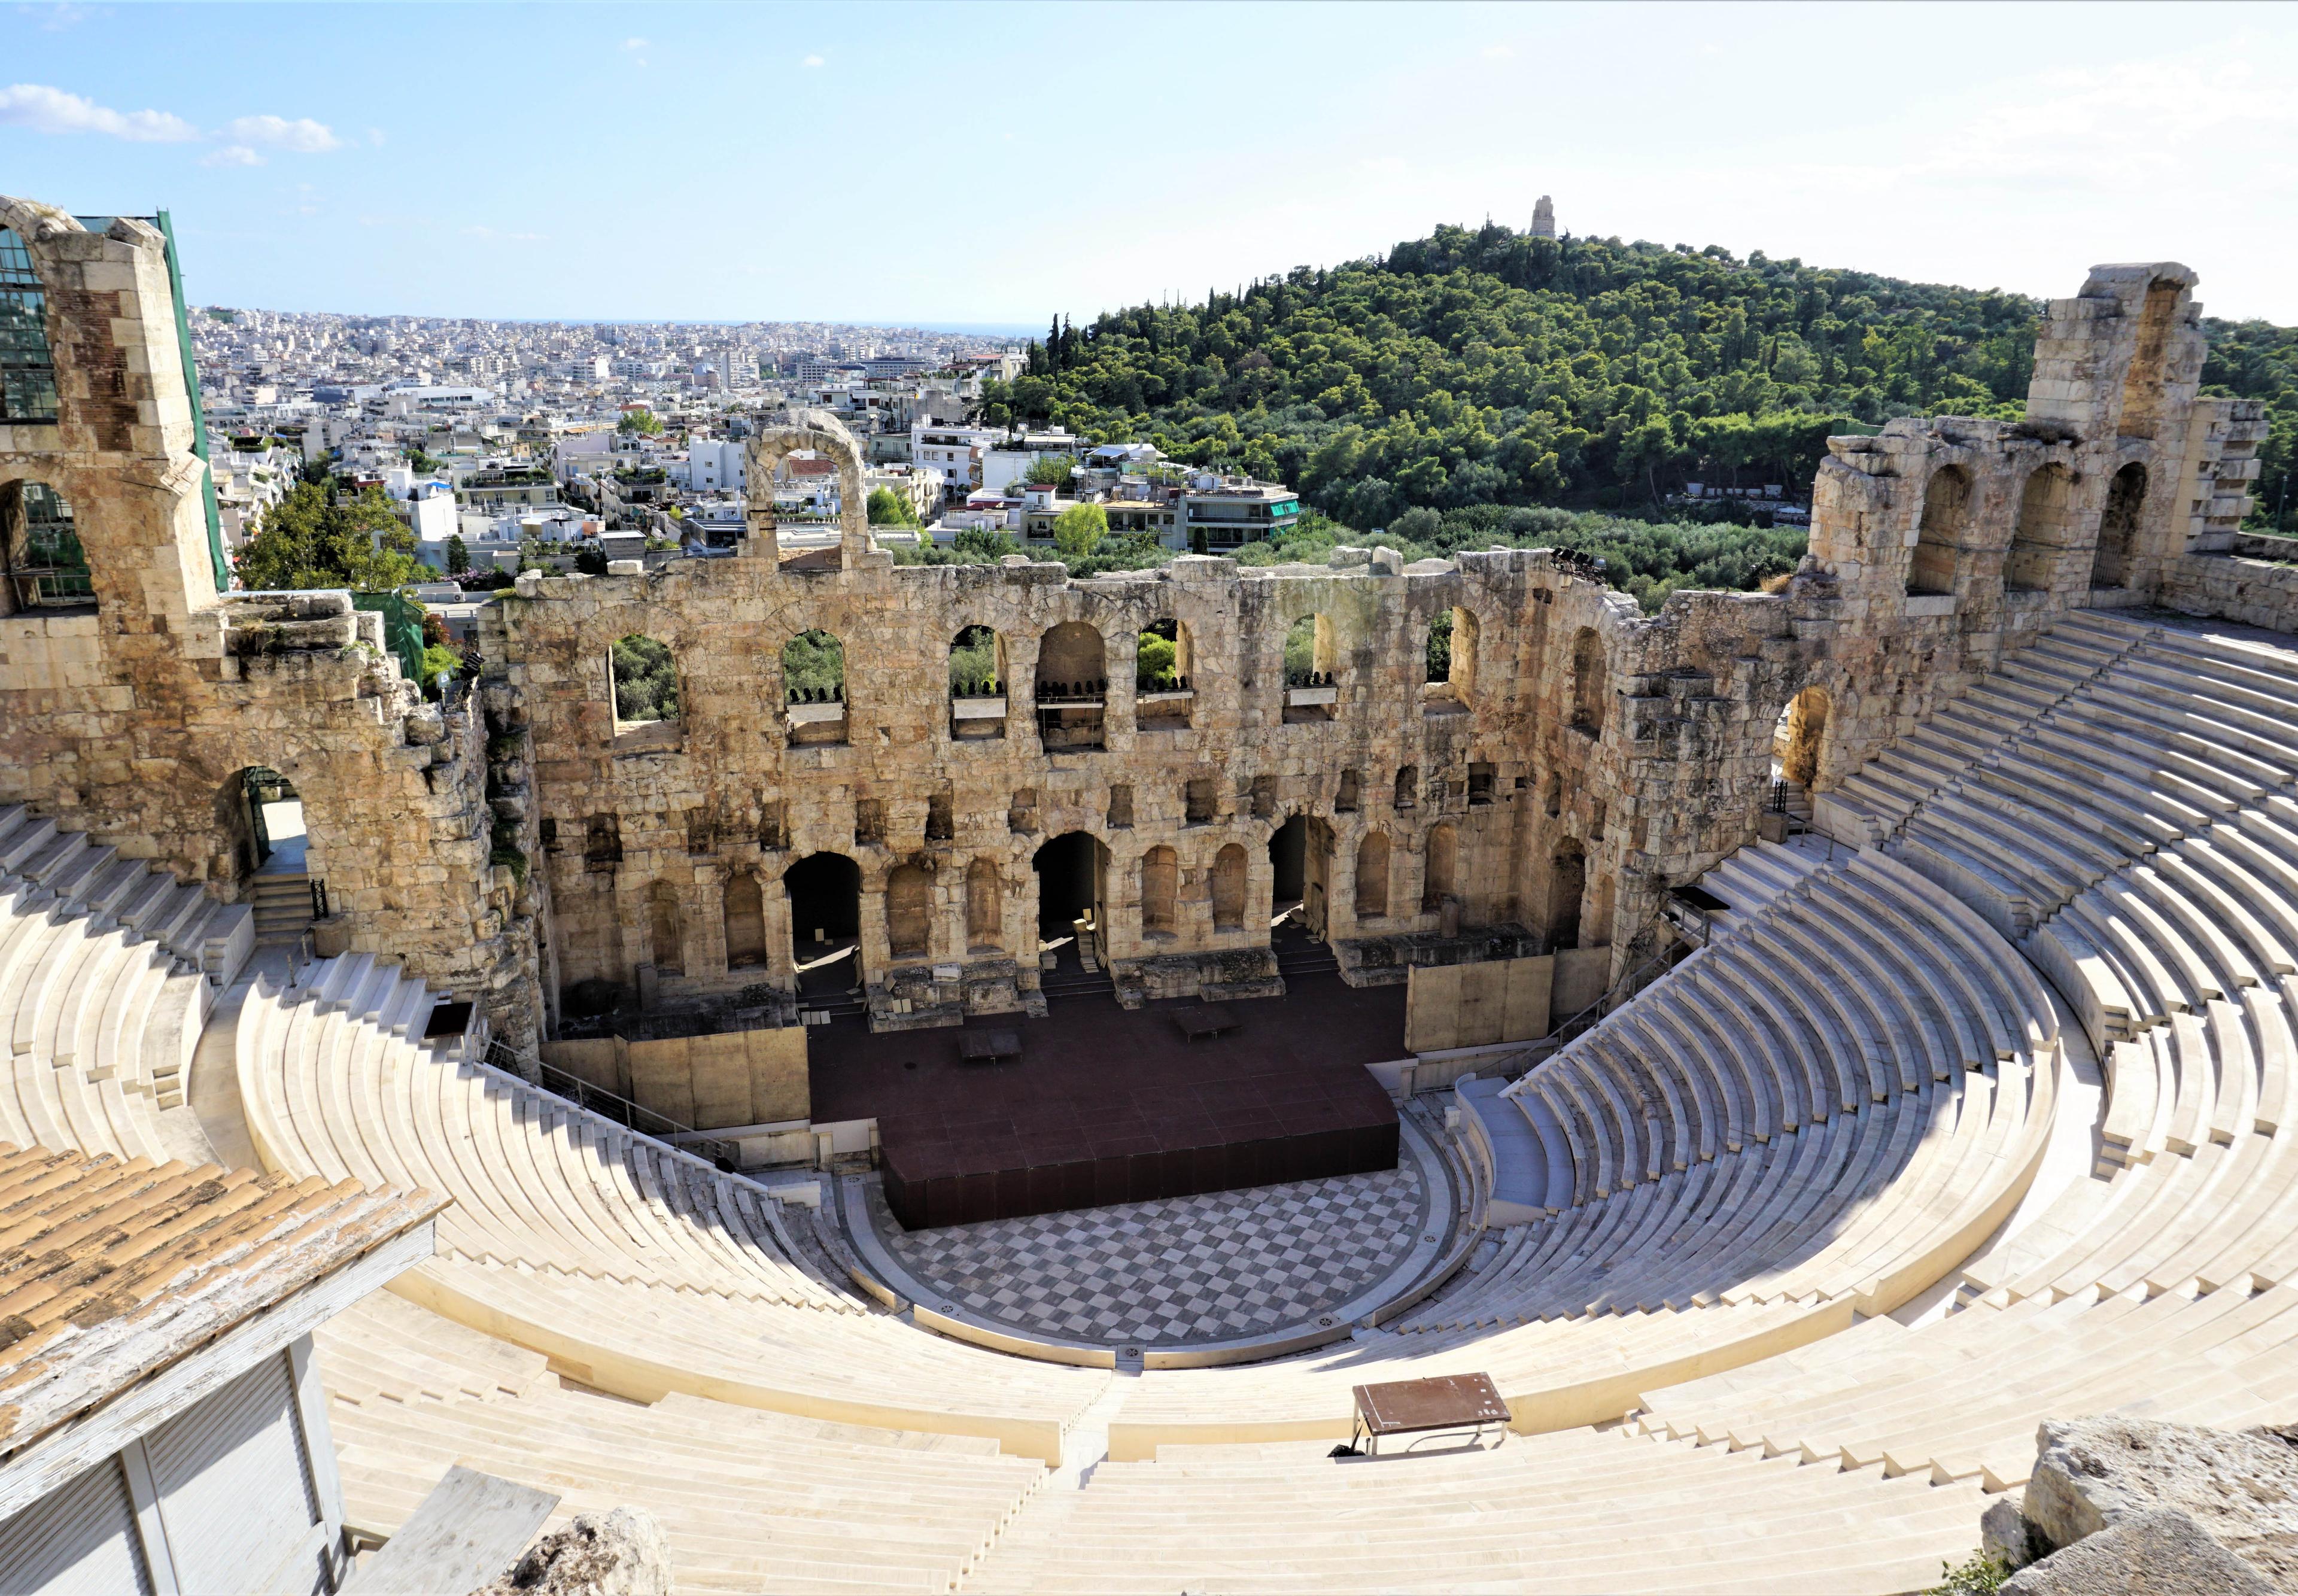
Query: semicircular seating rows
230 958 1114 1465
0 804 250 1162
25 607 2298 1589
1094 842 2065 1460
1606 611 2298 1506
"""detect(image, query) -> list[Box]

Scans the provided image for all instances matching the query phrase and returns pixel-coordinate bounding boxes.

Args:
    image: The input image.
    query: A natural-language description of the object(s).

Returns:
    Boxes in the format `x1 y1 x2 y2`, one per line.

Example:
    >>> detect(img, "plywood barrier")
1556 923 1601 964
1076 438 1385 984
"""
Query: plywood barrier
1405 954 1574 1052
540 1026 808 1131
1549 944 1612 1020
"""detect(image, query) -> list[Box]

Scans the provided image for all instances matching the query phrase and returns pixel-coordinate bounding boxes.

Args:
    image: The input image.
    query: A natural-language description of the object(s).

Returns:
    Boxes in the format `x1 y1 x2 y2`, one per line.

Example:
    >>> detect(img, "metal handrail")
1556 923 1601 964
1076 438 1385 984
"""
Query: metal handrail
1544 916 1683 1051
510 1044 741 1169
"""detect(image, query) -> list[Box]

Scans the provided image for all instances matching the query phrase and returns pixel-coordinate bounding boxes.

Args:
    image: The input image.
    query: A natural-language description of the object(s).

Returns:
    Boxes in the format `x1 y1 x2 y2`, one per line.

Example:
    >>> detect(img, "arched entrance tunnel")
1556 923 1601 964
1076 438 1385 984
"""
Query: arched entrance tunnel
1269 815 1306 914
785 852 862 1002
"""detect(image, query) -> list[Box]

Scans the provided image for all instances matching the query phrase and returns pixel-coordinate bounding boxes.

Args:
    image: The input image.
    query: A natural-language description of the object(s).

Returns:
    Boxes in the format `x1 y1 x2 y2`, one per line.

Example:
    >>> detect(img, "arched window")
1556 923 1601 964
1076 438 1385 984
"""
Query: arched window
1908 465 1970 597
1548 842 1586 949
1035 621 1106 693
1354 831 1390 919
610 634 679 725
1569 628 1606 734
949 624 1002 697
2093 463 2146 590
886 862 931 958
723 873 766 969
949 624 1005 739
1424 606 1478 710
965 856 1002 950
1035 621 1107 749
1394 765 1419 811
783 628 846 744
647 879 685 975
1281 613 1338 722
1779 686 1831 791
1421 823 1457 914
2005 464 2074 592
1136 619 1191 729
0 227 61 425
1211 843 1247 931
1141 844 1178 934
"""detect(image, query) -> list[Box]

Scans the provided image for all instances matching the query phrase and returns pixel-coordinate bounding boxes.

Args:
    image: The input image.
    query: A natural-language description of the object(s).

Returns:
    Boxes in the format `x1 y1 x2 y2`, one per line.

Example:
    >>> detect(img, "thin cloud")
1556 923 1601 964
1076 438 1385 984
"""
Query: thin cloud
0 83 197 141
221 113 341 153
367 127 387 147
803 53 824 68
1480 44 1513 60
20 3 99 30
463 224 546 243
621 36 647 50
201 144 263 168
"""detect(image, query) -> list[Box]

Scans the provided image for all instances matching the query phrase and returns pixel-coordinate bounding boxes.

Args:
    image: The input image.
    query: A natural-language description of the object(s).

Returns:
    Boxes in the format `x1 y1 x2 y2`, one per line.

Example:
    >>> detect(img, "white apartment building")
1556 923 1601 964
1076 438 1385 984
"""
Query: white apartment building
911 423 998 496
686 438 746 494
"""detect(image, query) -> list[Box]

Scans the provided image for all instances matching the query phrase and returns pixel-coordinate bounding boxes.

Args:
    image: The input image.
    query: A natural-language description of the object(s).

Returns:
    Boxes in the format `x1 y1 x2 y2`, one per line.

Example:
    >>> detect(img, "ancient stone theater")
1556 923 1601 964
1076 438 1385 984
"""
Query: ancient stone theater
2 188 2295 1591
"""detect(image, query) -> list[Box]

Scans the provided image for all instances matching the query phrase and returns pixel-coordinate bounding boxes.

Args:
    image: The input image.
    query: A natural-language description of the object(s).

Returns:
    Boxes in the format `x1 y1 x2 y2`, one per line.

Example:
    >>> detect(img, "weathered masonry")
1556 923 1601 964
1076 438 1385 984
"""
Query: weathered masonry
0 186 2272 1055
0 197 543 1051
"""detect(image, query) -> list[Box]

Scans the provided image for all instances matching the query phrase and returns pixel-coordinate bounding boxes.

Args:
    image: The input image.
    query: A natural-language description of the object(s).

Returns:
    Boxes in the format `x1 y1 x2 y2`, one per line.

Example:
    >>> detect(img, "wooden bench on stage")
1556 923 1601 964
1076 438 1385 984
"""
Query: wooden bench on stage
1172 1003 1242 1044
1349 1373 1510 1457
959 1029 1022 1064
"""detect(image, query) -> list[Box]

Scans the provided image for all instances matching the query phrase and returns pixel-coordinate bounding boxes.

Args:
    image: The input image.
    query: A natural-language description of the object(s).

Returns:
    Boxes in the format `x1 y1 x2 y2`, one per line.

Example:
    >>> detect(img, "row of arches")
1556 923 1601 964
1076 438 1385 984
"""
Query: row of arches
1909 459 2148 598
633 808 1595 992
604 613 1613 737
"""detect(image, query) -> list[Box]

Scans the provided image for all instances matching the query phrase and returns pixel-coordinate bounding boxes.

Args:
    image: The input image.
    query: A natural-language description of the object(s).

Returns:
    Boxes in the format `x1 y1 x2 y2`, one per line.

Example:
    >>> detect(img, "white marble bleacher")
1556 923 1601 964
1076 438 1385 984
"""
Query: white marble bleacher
1634 1281 2298 1494
958 1427 1986 1596
317 1290 1046 1595
1620 611 2298 1506
1100 844 2060 1461
0 805 250 1161
1820 619 2142 849
234 959 1110 1465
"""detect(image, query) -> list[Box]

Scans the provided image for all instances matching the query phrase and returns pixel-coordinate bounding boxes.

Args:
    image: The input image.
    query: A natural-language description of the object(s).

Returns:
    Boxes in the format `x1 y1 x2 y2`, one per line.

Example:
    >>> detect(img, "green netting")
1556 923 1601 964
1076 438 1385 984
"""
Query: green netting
351 591 425 685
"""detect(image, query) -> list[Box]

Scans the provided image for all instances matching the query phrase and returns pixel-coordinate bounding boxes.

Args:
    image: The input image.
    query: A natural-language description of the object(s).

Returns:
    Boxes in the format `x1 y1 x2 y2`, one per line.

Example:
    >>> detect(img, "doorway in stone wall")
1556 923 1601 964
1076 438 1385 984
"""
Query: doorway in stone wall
785 852 862 1005
230 767 317 947
1033 831 1105 969
1270 813 1332 941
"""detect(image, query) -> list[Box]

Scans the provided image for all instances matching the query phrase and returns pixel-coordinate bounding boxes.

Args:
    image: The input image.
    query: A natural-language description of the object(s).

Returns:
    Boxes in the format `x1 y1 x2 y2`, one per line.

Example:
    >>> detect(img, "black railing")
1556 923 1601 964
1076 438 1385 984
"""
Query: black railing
519 1045 743 1171
1284 670 1336 689
787 684 846 705
309 877 330 919
1136 674 1192 694
1034 679 1106 704
952 679 1003 700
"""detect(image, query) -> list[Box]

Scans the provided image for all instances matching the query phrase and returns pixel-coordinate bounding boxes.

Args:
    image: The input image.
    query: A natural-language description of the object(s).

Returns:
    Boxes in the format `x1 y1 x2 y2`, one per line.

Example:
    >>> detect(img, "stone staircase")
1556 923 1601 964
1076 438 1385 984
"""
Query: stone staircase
249 869 315 946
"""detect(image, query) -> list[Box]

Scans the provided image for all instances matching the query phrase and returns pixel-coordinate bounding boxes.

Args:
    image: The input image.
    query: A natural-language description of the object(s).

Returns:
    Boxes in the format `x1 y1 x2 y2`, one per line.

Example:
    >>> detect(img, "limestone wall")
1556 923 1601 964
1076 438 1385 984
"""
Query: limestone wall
0 199 542 1052
0 194 2275 1062
490 541 1697 1018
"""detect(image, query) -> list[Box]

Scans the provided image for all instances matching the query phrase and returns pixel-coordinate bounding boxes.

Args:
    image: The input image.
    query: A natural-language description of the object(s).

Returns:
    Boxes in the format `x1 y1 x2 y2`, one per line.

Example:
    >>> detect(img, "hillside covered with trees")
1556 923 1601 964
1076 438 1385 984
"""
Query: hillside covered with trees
979 222 2292 545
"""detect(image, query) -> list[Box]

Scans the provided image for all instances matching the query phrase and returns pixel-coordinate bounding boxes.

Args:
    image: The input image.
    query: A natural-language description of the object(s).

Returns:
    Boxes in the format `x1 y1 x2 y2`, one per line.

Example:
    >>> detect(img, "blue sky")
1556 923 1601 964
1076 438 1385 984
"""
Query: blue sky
5 1 2294 326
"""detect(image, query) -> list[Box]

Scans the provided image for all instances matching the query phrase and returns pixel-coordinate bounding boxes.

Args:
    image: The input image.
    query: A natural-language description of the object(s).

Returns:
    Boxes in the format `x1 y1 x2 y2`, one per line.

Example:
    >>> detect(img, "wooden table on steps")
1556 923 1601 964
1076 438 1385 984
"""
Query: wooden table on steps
1347 1373 1510 1457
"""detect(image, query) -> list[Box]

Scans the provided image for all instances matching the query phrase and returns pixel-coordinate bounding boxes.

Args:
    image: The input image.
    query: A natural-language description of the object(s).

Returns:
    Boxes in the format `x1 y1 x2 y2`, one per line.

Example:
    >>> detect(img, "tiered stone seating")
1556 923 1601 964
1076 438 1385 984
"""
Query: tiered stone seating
1103 846 2060 1460
1820 619 2141 848
1635 1281 2298 1494
317 1291 1047 1595
0 806 249 1161
1419 848 2054 1324
235 960 1110 1463
960 1428 1985 1595
1615 612 2298 1516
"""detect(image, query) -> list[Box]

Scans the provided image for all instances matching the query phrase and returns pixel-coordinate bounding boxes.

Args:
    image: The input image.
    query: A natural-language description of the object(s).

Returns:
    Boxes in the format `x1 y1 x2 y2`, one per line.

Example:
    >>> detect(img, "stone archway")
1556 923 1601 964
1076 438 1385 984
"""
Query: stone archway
744 408 872 566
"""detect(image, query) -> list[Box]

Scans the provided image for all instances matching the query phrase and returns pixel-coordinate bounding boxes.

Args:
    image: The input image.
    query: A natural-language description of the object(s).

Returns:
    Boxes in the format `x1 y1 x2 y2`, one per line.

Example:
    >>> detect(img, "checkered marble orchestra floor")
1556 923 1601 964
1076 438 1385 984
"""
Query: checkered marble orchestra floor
865 1162 1433 1347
